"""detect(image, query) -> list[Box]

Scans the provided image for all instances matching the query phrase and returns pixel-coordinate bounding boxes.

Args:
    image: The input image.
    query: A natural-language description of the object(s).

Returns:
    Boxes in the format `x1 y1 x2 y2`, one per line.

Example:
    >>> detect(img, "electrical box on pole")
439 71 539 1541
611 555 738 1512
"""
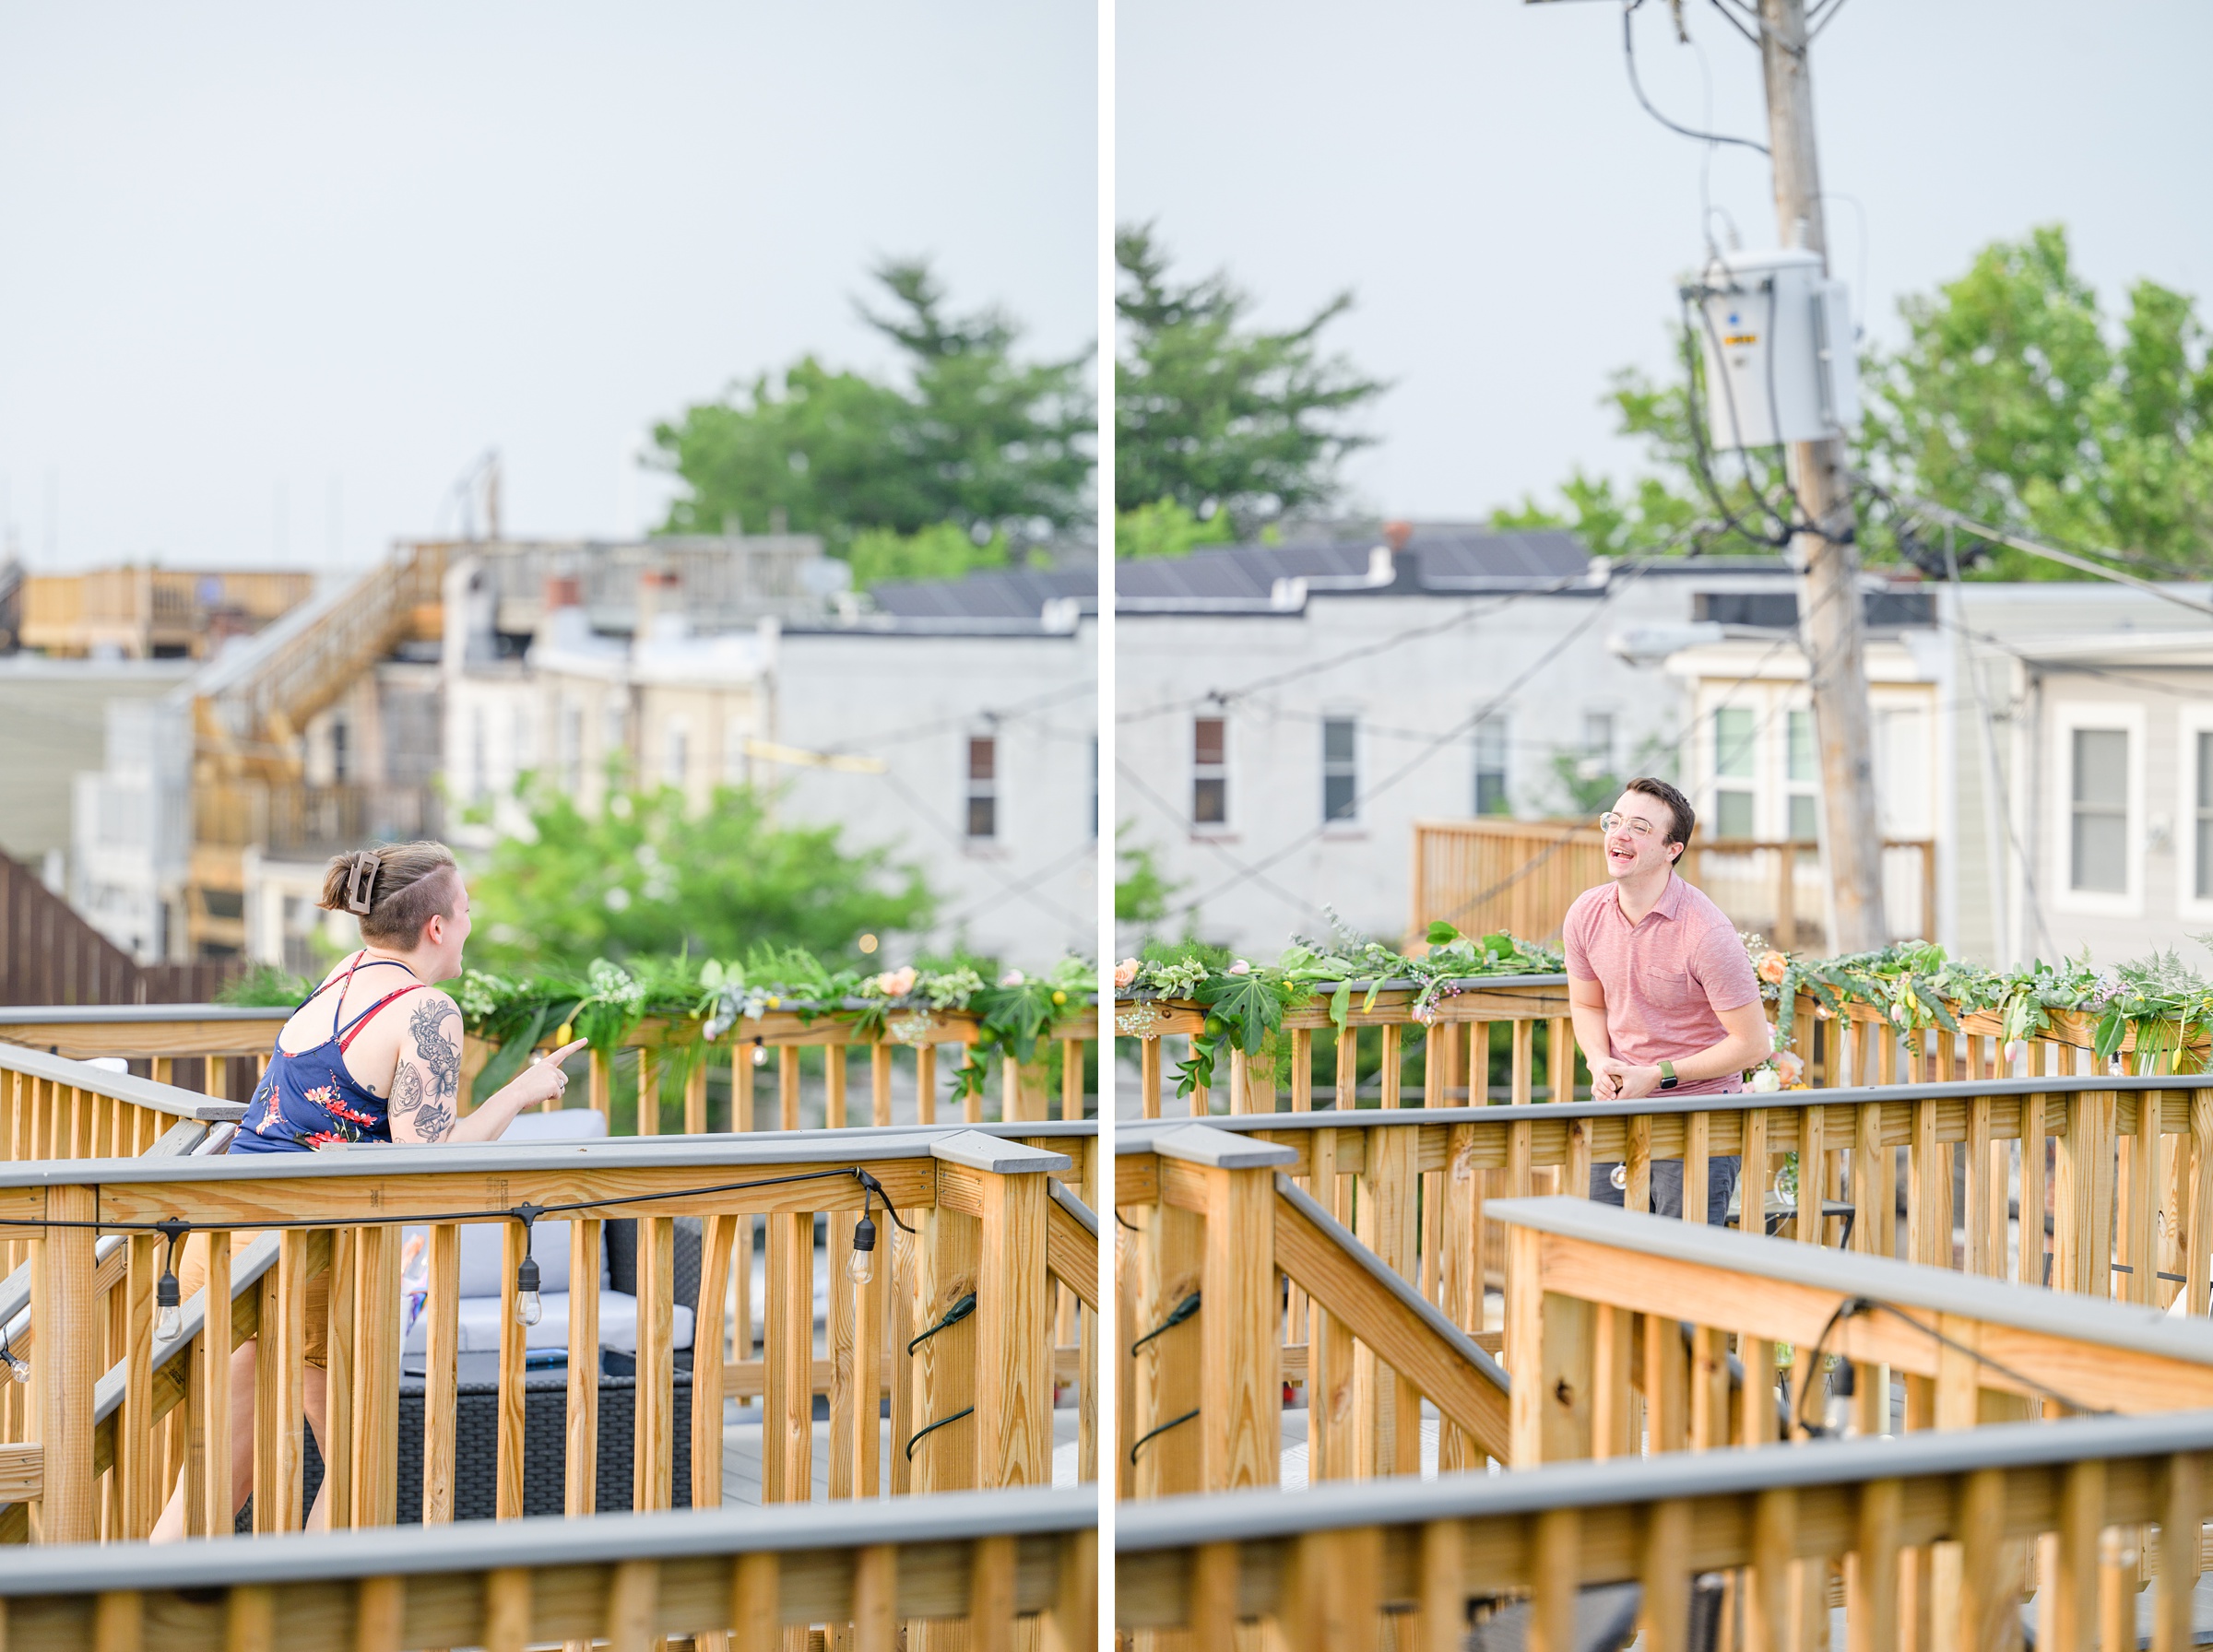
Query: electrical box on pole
1691 248 1859 450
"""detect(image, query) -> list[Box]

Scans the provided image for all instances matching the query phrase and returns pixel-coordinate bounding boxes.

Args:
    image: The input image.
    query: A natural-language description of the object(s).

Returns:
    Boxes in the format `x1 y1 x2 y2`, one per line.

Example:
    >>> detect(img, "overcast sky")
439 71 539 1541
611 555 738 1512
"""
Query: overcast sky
0 3 1095 571
1118 0 2213 523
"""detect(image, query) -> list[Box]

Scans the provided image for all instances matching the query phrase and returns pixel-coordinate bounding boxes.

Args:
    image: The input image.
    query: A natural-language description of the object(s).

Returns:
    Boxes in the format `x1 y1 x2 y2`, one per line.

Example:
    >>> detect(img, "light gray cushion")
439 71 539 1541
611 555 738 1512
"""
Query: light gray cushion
401 1289 694 1355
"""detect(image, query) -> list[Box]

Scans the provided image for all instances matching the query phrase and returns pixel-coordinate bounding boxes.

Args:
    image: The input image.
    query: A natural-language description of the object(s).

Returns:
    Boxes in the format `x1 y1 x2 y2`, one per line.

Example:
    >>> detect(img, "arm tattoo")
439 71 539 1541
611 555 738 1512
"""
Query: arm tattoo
390 1053 456 1141
409 999 463 1103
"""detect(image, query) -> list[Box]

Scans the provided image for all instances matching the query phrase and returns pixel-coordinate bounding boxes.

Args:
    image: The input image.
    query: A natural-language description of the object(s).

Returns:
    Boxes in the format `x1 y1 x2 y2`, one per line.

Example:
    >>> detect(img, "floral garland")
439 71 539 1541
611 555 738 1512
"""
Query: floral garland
1112 920 1567 1101
451 948 1096 1108
1111 922 2213 1100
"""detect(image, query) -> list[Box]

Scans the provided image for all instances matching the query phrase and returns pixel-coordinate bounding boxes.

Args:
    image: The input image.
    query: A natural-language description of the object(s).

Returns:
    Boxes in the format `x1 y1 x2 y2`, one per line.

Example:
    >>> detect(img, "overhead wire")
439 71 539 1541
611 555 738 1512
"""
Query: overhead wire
1622 0 1769 157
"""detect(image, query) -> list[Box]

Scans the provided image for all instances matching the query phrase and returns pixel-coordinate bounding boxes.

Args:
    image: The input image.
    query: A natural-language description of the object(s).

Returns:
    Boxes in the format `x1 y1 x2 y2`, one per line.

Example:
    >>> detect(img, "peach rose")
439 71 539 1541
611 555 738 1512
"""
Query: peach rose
1775 1050 1805 1084
1114 958 1141 990
875 966 917 997
1757 950 1791 985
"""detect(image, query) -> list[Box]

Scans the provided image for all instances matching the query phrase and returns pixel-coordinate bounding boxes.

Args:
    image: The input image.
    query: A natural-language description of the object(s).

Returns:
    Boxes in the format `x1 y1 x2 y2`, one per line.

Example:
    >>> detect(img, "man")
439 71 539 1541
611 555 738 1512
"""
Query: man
1566 776 1771 1224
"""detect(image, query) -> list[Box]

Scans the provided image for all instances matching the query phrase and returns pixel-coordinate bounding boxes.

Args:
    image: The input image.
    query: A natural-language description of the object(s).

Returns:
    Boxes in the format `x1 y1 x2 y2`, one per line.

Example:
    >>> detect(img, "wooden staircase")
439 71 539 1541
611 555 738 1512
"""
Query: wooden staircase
185 541 449 954
0 854 236 1005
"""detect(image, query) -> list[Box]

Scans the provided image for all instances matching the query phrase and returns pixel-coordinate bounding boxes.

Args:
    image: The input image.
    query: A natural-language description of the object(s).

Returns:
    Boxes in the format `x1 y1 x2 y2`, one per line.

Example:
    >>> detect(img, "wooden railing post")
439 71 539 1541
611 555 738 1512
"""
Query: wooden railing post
33 1184 97 1541
1175 1161 1272 1499
763 1210 815 1504
633 1215 675 1515
1129 1193 1200 1500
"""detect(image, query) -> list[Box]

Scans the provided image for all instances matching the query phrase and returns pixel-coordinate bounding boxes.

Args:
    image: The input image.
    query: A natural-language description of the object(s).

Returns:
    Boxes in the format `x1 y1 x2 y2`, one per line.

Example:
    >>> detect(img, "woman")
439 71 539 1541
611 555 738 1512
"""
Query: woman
151 841 585 1540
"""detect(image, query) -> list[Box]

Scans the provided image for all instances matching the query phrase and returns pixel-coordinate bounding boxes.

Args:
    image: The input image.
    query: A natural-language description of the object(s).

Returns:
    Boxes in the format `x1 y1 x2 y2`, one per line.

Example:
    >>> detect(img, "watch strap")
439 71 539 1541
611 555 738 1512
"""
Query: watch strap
1658 1059 1678 1090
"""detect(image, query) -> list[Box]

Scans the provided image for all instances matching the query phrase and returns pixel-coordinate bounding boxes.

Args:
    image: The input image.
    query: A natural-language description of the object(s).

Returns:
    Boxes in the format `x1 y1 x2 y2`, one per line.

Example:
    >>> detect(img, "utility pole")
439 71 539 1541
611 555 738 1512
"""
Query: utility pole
1756 0 1888 950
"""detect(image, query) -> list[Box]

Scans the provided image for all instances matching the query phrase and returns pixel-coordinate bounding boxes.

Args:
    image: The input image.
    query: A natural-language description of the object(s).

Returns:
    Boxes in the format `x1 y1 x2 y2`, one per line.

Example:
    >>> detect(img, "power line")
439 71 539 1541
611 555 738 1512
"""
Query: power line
1864 481 2213 621
875 767 1093 936
1622 1 1769 156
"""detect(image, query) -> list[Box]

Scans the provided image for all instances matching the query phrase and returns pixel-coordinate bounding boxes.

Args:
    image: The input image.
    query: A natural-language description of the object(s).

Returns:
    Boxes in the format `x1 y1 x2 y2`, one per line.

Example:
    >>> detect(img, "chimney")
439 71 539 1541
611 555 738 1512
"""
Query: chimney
1382 520 1414 552
544 574 582 611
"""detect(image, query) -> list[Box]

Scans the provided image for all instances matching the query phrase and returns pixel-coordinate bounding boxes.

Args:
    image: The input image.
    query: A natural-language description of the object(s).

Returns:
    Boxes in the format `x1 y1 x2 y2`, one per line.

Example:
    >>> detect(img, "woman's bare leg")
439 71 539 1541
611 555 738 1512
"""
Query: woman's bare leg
303 1366 330 1531
149 1344 334 1540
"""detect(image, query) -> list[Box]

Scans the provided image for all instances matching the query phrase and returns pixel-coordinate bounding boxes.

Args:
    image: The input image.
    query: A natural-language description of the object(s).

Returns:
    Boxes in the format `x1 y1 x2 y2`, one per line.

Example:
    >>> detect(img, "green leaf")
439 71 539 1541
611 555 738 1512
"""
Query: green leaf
470 1007 548 1107
1197 974 1288 1056
1425 920 1462 947
2093 1008 2129 1063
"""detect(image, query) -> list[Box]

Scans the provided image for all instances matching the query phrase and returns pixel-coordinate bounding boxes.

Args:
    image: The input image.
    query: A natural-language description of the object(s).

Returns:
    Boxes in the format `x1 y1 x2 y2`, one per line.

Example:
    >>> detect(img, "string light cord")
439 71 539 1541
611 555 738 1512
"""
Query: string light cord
1791 1294 2110 1439
4 1165 920 1348
1130 1292 1201 1356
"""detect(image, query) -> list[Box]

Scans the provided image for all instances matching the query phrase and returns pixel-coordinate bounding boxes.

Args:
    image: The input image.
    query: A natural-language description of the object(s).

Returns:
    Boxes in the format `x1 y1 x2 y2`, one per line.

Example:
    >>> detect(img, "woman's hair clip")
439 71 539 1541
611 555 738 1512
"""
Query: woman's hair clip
344 850 381 915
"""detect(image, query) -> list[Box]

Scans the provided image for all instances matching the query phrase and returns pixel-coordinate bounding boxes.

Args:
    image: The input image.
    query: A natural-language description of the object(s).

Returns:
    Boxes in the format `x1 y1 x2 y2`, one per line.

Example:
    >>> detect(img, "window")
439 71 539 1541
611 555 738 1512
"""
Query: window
1322 718 1358 822
2070 727 2128 893
1474 714 1509 815
1192 717 1227 825
966 736 997 840
1786 709 1819 843
2199 732 2213 903
470 707 487 801
561 704 584 794
331 719 350 785
665 724 689 789
1582 711 1615 769
1713 706 1756 840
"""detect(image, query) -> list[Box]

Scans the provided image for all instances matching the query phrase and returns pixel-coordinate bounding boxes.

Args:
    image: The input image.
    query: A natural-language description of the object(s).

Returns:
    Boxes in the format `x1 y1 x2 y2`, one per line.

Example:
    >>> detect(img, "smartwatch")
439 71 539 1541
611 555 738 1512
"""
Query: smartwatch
1657 1060 1679 1092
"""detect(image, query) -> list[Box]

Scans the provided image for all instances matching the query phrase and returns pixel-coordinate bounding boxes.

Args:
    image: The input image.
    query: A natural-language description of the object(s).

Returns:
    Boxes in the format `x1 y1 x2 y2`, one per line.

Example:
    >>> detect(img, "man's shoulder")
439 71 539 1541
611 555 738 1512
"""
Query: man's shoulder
1564 884 1616 927
1670 876 1739 933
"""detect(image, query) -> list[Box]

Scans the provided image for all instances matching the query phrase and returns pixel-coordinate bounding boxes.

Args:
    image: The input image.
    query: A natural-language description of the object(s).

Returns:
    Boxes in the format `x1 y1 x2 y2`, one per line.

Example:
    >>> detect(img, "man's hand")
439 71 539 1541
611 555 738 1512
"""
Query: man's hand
1587 1055 1630 1101
1614 1064 1663 1102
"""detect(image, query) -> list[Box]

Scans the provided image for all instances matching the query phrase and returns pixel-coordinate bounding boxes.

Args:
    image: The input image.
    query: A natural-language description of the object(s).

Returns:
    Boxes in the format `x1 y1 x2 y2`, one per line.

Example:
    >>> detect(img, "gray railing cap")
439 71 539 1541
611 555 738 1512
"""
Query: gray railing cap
1149 1071 2201 1133
1489 1194 2213 1365
0 1484 1095 1595
1127 1123 1298 1170
929 1130 1072 1174
1047 1180 1098 1237
0 1005 287 1026
1117 1408 2213 1552
0 1125 966 1190
0 1043 246 1123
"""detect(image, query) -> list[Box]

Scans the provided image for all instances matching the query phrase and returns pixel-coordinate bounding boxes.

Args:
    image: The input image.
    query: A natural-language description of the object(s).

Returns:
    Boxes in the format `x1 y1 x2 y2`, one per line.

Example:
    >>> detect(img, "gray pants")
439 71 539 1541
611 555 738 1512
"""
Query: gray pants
1590 1156 1739 1227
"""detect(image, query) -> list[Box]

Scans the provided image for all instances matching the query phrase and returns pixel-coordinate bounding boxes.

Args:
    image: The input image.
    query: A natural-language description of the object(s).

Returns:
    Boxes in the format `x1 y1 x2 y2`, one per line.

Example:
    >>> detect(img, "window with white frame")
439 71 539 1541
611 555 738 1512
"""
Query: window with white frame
1583 711 1615 770
1322 717 1358 823
664 722 689 789
2197 731 2213 903
1474 713 1509 815
2069 726 2129 893
1713 706 1756 840
1786 708 1819 842
1192 716 1227 826
561 703 584 794
966 736 997 840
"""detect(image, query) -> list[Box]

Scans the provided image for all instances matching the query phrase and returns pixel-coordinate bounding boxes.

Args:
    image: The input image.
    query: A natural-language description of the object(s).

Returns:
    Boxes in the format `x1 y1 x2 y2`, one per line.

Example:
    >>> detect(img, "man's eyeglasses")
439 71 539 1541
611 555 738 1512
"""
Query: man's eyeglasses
1599 812 1659 838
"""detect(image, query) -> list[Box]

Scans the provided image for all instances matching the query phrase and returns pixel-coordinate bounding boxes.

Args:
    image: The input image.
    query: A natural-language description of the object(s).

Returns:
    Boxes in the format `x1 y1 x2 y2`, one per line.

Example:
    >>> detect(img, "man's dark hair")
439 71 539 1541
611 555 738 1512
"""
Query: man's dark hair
1622 777 1695 862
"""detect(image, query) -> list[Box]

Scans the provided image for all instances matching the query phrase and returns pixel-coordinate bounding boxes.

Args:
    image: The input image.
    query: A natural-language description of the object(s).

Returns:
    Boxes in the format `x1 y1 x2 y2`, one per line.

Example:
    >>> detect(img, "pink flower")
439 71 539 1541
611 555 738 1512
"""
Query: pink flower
876 966 917 997
2004 1039 2026 1066
1775 1050 1805 1084
1227 959 1251 975
999 970 1025 987
1114 958 1141 990
1889 1003 1908 1024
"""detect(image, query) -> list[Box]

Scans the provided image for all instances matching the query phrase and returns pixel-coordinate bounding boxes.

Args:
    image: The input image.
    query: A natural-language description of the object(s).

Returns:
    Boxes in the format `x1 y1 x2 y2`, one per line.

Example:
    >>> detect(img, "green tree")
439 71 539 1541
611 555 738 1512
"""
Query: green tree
1116 225 1385 537
1115 821 1178 930
846 522 1012 591
652 260 1093 550
1114 496 1235 560
1863 225 2213 576
1501 226 2213 576
466 783 934 974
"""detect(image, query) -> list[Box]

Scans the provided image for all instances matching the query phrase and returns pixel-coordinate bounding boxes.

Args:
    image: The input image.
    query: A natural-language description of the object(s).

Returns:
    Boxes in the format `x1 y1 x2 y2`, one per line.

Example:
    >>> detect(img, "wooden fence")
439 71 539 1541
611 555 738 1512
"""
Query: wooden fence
1117 1071 2213 1488
1408 816 1935 950
1497 1195 2213 1465
0 1124 1095 1546
0 858 237 1009
1117 1407 2212 1652
0 1001 1100 1129
0 1482 1095 1651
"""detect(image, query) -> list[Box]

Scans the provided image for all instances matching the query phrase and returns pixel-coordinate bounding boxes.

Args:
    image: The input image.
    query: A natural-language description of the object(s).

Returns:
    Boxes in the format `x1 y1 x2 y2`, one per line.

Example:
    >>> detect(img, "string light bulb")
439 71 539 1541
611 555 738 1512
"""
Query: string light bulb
751 1037 768 1068
514 1251 543 1327
847 1209 878 1285
155 1263 183 1342
0 1346 24 1385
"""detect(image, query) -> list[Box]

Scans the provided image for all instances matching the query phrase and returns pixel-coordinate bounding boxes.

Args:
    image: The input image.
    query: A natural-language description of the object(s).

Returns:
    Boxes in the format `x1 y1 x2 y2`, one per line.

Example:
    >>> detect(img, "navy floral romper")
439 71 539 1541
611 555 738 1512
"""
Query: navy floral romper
232 953 428 1154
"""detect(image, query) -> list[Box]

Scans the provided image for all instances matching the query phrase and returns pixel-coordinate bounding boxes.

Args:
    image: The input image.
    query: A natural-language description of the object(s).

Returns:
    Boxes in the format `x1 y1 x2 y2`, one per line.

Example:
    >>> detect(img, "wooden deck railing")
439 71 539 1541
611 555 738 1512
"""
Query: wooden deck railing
0 1124 1095 1545
1496 1195 2213 1465
1118 1072 2213 1488
1118 974 2190 1118
0 1000 1101 1130
1117 1408 2211 1652
0 1482 1095 1651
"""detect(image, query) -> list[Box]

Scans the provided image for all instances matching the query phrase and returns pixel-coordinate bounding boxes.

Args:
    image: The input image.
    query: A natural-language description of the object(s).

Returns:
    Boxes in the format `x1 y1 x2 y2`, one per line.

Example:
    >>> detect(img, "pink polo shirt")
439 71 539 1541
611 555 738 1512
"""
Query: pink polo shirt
1562 873 1761 1097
